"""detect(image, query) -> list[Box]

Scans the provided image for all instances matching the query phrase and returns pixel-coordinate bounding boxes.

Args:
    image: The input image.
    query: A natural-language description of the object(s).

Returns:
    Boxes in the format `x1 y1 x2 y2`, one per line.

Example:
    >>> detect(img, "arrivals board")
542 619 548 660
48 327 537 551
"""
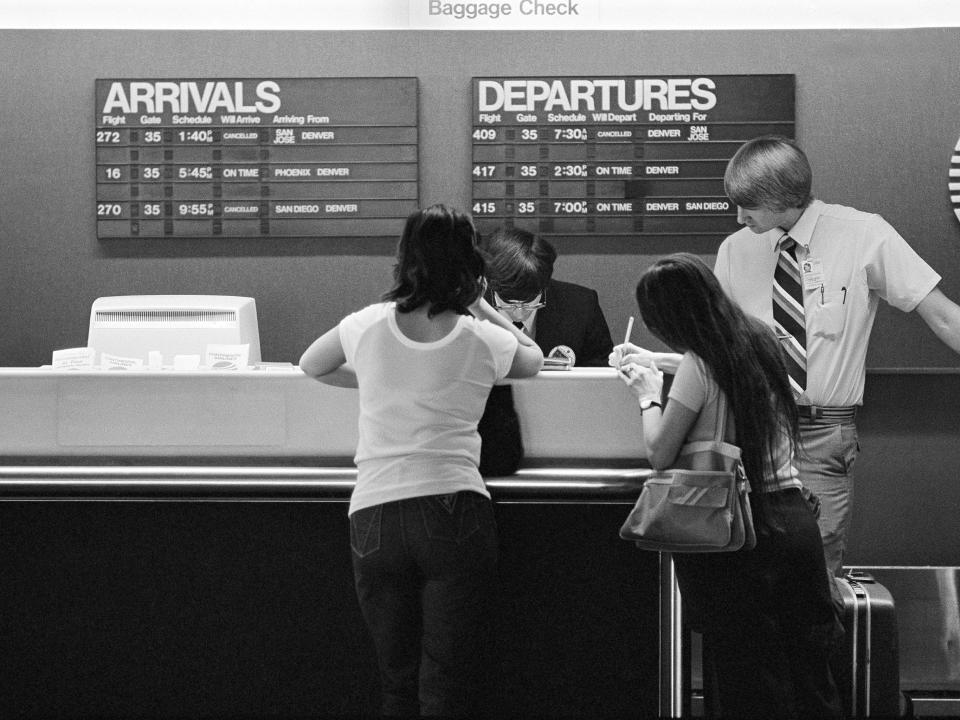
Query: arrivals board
95 78 419 239
471 75 794 240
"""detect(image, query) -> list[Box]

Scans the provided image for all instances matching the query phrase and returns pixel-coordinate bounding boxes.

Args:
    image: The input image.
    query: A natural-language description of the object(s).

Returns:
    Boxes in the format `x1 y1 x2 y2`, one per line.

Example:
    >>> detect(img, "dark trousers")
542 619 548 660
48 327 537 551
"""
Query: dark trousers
349 491 498 718
674 488 844 720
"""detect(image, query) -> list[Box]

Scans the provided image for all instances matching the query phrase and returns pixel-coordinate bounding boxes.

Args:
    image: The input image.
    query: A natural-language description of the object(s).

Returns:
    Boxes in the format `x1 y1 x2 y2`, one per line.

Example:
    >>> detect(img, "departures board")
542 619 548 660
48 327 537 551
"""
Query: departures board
95 78 419 239
471 75 794 240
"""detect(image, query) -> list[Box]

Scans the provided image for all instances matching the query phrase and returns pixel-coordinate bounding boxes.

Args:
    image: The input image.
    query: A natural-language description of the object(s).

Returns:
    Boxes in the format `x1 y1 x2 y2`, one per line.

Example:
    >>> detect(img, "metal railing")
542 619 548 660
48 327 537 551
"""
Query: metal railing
0 465 650 504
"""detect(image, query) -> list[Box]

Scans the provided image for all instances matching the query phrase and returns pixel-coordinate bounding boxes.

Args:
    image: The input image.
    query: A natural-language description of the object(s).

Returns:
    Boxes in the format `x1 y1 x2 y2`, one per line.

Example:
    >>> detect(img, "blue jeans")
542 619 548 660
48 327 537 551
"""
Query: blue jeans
350 491 498 717
797 420 860 577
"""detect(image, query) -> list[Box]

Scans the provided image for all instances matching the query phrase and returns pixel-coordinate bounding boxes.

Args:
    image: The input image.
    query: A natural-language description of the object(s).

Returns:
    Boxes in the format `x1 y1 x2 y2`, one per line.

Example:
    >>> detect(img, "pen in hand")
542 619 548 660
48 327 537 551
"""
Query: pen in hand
617 316 634 377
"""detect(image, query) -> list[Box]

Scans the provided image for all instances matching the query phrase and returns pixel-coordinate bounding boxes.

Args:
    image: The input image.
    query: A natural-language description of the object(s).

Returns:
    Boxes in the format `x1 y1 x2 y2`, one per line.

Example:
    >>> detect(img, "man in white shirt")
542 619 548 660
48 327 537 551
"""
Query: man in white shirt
614 136 960 578
714 136 960 577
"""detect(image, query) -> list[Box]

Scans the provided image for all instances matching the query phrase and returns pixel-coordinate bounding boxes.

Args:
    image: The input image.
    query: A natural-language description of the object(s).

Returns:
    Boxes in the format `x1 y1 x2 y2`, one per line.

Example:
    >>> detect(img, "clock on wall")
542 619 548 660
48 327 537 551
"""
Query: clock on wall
952 136 960 224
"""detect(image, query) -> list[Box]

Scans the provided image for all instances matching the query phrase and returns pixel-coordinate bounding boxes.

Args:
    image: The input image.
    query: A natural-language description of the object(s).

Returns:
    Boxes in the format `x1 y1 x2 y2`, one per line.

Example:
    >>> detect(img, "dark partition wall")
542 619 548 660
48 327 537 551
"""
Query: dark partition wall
1 28 959 369
0 501 659 718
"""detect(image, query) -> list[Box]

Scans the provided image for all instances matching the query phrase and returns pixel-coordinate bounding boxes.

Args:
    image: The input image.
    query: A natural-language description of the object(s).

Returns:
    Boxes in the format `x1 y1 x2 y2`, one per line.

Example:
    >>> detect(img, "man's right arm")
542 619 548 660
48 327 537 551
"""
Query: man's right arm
916 287 960 357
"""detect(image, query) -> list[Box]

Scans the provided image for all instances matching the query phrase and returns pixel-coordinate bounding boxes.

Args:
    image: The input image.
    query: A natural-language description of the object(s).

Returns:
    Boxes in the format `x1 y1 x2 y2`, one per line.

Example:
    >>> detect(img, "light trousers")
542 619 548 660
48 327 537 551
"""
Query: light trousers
796 419 860 577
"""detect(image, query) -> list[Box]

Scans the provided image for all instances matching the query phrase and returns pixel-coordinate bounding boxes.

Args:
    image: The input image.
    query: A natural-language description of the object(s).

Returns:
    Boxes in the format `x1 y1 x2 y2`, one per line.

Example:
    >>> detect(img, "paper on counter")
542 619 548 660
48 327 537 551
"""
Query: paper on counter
204 343 250 370
51 347 96 370
100 352 145 370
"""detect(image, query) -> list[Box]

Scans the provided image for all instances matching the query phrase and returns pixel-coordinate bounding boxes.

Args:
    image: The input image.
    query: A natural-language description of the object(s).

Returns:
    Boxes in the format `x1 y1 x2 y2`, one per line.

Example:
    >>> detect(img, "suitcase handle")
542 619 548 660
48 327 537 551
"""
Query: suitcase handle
845 569 876 584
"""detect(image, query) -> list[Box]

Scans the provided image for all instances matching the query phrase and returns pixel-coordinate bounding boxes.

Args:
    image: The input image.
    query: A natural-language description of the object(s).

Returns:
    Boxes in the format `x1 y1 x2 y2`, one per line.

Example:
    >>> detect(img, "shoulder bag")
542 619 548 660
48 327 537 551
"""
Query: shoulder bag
619 393 756 553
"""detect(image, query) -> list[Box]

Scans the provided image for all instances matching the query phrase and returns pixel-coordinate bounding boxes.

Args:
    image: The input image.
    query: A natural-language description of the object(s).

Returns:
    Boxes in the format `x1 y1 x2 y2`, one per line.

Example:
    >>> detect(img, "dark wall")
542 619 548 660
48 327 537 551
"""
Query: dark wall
1 28 960 368
850 372 960 566
0 501 659 718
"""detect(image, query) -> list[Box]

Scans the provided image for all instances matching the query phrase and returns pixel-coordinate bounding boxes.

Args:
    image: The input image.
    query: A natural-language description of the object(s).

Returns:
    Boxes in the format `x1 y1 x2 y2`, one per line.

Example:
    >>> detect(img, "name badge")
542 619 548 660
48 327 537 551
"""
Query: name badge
801 257 825 288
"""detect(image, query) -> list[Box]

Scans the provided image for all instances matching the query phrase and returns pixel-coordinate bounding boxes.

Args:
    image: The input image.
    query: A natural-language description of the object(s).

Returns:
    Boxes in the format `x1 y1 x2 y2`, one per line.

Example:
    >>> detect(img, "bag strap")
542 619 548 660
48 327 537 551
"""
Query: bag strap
678 439 741 460
714 389 730 444
675 384 736 459
671 376 750 494
714 388 751 495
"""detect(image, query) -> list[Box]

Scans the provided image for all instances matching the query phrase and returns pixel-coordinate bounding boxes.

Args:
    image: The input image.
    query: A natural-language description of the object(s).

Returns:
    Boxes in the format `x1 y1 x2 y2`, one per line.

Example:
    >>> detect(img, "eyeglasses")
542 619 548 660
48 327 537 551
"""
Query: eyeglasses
493 291 546 312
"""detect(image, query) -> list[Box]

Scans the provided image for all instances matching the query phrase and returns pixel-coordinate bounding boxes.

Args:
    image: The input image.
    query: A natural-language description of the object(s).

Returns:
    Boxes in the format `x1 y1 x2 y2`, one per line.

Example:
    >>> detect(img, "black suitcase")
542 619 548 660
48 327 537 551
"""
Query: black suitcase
834 571 905 718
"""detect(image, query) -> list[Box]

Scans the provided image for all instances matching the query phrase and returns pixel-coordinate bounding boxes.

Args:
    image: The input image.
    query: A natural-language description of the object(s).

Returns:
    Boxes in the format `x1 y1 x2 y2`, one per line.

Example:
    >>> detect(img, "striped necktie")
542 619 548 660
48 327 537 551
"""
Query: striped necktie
772 233 807 397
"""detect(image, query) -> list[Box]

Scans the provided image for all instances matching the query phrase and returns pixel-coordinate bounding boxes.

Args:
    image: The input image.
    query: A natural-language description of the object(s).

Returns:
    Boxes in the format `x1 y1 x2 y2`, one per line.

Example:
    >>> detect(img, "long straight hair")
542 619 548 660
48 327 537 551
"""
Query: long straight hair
383 204 485 317
635 253 800 490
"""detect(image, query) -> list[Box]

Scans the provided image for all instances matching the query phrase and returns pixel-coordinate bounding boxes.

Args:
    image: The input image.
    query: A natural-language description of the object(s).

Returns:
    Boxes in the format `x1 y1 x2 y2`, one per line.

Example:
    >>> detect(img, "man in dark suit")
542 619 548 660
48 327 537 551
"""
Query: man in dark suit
480 227 613 367
477 229 639 715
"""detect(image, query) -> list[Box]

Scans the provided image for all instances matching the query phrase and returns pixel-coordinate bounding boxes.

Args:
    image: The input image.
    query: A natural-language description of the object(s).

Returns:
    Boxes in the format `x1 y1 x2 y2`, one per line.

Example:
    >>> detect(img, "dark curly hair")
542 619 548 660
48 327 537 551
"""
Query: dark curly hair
383 204 486 317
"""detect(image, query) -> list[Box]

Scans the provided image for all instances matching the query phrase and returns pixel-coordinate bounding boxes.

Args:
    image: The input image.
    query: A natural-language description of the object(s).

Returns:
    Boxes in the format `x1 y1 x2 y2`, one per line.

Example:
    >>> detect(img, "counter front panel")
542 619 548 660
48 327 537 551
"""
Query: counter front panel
0 367 646 461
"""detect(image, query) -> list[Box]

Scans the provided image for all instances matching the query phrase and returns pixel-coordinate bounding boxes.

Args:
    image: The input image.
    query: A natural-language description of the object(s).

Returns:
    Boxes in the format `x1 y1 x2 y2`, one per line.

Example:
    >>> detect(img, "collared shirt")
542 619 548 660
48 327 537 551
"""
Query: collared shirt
515 309 538 337
715 199 940 406
494 295 541 337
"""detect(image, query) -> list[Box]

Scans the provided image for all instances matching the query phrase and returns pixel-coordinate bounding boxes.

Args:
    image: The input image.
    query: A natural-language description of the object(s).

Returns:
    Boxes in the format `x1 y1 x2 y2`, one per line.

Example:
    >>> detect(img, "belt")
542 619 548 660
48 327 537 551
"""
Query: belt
796 405 858 422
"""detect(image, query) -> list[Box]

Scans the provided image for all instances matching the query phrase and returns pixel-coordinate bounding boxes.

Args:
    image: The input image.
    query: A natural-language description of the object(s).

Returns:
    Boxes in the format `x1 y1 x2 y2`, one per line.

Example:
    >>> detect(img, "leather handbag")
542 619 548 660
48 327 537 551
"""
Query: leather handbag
619 394 756 553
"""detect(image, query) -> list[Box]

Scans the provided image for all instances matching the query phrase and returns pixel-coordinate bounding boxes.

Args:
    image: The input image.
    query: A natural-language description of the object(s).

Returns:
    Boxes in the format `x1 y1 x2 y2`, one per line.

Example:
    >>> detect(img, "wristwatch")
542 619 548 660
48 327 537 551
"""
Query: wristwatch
639 399 662 412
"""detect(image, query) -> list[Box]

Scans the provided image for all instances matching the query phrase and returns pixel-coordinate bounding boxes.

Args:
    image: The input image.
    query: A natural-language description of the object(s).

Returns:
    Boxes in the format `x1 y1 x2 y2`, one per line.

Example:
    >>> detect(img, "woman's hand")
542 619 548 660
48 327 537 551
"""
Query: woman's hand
618 360 663 404
610 342 657 370
610 342 682 375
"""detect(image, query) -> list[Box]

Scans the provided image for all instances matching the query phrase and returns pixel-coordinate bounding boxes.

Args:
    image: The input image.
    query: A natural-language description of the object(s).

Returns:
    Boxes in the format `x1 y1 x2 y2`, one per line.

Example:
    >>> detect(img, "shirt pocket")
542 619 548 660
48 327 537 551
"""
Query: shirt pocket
809 291 847 341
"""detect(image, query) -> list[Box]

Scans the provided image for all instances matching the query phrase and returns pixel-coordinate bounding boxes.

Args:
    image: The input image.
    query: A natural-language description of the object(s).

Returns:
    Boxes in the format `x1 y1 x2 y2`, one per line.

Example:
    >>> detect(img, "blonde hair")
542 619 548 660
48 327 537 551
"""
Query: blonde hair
724 136 812 210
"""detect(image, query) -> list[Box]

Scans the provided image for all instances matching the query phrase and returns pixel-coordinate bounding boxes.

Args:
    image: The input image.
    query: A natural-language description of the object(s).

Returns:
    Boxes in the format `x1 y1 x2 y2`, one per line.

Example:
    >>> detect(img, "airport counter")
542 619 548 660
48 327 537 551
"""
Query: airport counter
5 368 960 718
0 367 662 719
0 365 645 464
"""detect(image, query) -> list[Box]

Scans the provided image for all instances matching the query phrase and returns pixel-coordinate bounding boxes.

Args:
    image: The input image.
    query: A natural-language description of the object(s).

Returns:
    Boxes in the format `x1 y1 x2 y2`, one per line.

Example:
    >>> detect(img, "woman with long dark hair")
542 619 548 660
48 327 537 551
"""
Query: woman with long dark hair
613 253 842 719
300 204 543 717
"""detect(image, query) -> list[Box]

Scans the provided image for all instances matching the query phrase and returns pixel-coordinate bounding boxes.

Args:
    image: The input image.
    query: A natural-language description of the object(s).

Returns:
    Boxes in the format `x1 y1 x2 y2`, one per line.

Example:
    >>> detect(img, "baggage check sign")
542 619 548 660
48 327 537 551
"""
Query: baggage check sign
95 78 419 240
470 75 795 241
